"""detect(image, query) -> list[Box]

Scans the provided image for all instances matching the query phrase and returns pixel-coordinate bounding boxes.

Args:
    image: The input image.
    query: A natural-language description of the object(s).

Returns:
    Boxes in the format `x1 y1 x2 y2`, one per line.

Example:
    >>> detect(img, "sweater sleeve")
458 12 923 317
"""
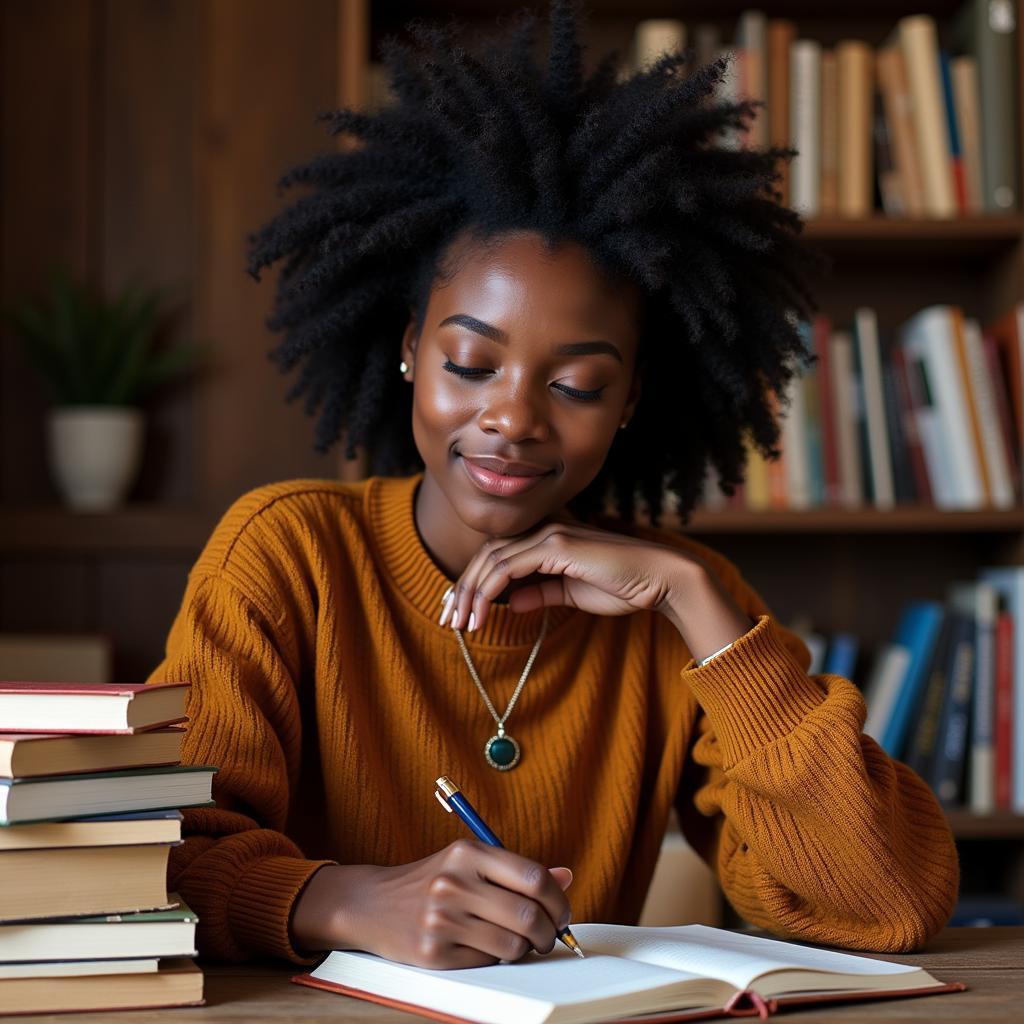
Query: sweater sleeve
674 566 959 953
146 571 336 964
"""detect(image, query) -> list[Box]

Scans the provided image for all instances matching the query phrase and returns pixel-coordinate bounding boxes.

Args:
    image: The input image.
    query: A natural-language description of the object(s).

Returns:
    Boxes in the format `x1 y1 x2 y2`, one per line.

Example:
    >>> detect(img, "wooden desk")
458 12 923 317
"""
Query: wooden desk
5 927 1020 1023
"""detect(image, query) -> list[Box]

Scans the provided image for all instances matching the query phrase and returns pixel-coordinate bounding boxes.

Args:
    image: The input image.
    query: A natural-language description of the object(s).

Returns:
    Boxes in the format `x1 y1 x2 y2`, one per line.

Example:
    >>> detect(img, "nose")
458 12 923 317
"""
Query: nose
476 379 551 444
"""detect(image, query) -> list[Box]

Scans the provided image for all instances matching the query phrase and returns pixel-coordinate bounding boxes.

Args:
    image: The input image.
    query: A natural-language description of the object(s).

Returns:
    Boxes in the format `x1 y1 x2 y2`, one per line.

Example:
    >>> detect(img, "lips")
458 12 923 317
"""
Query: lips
460 455 552 498
461 455 550 477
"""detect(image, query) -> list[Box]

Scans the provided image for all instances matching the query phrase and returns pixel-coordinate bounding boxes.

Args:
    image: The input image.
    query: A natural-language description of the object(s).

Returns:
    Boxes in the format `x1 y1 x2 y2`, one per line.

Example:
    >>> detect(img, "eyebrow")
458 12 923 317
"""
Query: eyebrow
438 313 624 364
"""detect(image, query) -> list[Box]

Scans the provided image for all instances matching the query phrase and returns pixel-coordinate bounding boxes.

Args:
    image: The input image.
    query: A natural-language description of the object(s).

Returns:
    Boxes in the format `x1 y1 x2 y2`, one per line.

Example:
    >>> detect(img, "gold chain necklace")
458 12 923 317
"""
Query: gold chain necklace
453 607 550 770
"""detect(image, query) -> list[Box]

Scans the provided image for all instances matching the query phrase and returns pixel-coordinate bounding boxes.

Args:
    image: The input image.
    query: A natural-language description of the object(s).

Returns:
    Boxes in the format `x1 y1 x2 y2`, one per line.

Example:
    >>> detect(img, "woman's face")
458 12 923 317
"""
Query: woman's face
401 229 642 539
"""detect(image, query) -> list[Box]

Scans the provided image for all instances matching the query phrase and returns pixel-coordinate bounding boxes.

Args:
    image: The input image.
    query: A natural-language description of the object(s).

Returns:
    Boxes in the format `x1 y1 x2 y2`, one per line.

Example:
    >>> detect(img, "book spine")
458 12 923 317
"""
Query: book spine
952 314 994 504
890 345 934 504
768 18 796 207
994 606 1014 810
905 615 953 779
880 353 916 503
950 54 986 213
789 37 821 217
963 318 1016 506
831 330 864 506
854 308 896 508
972 0 1019 211
969 582 998 814
819 49 839 217
813 315 842 504
836 39 874 218
939 50 969 213
876 45 926 217
897 15 957 217
981 331 1022 502
929 611 976 806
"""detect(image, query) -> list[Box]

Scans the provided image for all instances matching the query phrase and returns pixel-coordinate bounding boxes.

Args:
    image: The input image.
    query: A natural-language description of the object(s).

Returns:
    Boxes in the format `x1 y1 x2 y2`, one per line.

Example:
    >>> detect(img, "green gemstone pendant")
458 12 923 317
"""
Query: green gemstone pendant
485 732 520 770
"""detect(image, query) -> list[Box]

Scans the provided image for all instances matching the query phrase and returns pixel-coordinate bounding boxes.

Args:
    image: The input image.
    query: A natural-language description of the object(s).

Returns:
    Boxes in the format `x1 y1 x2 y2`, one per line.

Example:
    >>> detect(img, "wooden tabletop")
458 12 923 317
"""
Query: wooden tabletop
5 927 1021 1023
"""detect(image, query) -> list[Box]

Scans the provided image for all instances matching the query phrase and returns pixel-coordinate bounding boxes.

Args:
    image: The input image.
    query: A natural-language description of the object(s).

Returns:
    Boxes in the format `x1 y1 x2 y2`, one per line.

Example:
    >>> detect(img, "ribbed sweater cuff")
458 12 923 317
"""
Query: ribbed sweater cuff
229 855 337 964
681 614 825 768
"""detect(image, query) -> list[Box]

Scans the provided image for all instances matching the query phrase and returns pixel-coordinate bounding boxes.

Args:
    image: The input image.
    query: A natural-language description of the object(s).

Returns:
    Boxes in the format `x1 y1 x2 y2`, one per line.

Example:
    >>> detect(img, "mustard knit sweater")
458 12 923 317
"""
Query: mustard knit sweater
146 472 958 963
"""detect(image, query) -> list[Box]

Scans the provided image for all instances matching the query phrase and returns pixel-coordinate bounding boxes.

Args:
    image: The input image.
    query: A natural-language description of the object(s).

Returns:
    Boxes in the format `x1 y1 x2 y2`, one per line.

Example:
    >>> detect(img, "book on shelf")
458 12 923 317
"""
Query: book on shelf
703 299 1023 513
0 727 184 778
295 923 964 1024
0 958 203 1016
0 897 197 963
0 680 188 733
608 3 1020 221
852 567 1019 813
978 566 1024 812
0 763 215 825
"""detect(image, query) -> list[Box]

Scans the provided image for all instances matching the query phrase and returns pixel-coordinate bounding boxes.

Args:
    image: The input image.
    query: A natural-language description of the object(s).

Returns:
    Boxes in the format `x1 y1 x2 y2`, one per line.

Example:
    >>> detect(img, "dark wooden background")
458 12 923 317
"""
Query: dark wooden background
1 0 1021 685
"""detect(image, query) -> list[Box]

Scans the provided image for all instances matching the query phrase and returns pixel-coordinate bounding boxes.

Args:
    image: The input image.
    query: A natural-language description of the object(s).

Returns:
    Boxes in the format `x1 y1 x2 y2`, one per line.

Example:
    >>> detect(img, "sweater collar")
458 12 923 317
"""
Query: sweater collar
369 472 577 647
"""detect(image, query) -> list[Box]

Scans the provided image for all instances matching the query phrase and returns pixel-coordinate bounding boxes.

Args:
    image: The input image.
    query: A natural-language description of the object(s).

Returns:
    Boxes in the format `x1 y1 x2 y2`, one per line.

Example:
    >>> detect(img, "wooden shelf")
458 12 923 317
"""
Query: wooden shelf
378 1 968 20
669 506 1024 534
0 506 216 554
946 811 1024 841
5 503 1020 553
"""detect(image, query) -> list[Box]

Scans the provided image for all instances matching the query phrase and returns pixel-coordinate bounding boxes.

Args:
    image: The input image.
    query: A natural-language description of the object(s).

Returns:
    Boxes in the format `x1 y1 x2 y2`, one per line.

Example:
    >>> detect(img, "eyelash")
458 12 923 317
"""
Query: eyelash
441 359 604 402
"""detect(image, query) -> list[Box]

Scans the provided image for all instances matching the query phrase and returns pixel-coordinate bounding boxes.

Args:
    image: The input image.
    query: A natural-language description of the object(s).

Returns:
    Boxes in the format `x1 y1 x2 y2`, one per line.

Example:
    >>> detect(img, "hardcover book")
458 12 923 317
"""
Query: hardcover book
0 681 187 734
294 924 965 1024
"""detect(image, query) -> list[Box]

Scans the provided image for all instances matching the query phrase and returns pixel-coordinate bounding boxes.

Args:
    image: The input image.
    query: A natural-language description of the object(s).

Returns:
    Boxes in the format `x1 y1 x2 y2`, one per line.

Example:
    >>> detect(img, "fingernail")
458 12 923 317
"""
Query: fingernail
560 912 572 930
441 586 453 603
439 593 453 626
468 612 477 632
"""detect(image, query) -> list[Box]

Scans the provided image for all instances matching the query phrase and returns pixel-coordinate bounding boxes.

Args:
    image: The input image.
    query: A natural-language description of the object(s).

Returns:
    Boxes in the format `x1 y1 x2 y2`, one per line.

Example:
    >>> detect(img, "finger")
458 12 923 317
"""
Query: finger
549 867 573 891
473 545 576 628
449 529 546 631
453 910 538 963
468 526 582 631
449 842 572 939
456 878 560 955
446 535 510 631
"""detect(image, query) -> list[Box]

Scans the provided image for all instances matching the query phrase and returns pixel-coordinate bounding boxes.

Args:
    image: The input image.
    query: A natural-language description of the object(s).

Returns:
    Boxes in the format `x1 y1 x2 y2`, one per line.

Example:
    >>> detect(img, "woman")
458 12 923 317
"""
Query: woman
147 0 958 969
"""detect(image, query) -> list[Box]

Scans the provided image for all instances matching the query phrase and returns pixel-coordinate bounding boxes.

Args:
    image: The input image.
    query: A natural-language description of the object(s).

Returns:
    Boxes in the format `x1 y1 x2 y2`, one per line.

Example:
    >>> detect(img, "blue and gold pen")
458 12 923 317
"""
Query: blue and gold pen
433 775 585 959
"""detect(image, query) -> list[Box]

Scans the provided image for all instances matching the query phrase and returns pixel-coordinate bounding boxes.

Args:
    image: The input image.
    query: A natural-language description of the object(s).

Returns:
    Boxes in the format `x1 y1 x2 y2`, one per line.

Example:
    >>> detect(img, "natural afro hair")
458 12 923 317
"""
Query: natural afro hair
247 0 823 525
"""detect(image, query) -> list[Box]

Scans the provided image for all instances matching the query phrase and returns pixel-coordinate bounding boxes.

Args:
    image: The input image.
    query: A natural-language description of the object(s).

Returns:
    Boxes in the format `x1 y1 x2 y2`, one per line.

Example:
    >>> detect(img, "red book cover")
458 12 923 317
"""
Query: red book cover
994 608 1014 811
812 314 842 505
890 345 934 506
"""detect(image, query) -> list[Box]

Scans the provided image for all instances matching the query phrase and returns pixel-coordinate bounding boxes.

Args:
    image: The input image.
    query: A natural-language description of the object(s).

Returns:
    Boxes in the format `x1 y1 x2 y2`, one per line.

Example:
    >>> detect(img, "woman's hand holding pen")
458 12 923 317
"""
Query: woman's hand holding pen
291 841 573 969
439 520 753 663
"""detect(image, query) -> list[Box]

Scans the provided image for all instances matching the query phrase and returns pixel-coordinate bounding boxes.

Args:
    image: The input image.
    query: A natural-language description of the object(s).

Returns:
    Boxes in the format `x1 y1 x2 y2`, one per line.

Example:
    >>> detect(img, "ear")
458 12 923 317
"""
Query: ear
400 316 419 382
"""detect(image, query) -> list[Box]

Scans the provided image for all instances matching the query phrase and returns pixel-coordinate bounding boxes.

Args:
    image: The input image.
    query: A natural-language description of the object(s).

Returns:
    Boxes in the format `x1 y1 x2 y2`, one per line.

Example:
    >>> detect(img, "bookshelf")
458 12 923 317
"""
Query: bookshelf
0 0 1021 920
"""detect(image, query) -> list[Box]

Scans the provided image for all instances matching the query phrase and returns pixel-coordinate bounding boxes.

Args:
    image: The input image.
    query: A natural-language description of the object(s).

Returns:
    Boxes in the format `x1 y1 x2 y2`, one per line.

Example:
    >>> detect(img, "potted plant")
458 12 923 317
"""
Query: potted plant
5 270 204 511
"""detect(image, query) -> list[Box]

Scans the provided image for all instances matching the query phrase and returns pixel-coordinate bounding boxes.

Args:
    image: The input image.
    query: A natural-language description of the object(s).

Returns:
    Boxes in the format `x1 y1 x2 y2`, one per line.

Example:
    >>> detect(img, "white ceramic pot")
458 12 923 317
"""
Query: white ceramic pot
47 406 144 511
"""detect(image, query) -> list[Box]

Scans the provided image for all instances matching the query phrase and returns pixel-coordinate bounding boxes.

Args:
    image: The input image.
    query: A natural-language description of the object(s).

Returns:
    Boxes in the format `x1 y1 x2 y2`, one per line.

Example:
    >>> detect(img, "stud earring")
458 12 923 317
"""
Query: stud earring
399 360 409 374
619 421 629 430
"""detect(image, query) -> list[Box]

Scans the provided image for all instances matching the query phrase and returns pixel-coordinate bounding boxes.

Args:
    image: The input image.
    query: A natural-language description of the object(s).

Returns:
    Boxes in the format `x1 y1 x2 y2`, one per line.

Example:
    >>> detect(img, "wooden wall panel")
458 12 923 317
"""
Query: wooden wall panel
195 0 341 514
102 0 200 505
97 557 194 682
1 0 98 503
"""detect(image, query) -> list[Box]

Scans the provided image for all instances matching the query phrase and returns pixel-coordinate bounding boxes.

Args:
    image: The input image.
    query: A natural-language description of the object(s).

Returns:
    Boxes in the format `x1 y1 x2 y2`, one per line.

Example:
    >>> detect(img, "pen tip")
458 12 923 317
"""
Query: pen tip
573 946 585 959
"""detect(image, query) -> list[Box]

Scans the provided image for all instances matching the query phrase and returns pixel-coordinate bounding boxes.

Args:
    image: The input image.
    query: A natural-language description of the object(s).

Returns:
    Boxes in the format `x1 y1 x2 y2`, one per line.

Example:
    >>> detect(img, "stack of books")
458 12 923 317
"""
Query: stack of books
700 301 1023 513
625 1 1018 219
0 681 214 1015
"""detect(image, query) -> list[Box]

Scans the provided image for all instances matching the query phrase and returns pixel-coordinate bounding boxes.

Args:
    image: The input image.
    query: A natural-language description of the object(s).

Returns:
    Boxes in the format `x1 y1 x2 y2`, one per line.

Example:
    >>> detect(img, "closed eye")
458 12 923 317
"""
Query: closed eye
441 359 604 402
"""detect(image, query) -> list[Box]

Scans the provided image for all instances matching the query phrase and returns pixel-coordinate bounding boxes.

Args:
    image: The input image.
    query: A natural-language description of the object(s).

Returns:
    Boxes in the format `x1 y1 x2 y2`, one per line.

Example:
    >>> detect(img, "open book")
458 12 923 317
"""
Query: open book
292 923 965 1024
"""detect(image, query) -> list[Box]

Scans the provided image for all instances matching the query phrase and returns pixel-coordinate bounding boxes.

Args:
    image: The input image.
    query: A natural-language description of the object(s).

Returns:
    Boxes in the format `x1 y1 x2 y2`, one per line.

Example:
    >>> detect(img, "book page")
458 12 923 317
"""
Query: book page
312 947 734 1024
569 924 924 992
